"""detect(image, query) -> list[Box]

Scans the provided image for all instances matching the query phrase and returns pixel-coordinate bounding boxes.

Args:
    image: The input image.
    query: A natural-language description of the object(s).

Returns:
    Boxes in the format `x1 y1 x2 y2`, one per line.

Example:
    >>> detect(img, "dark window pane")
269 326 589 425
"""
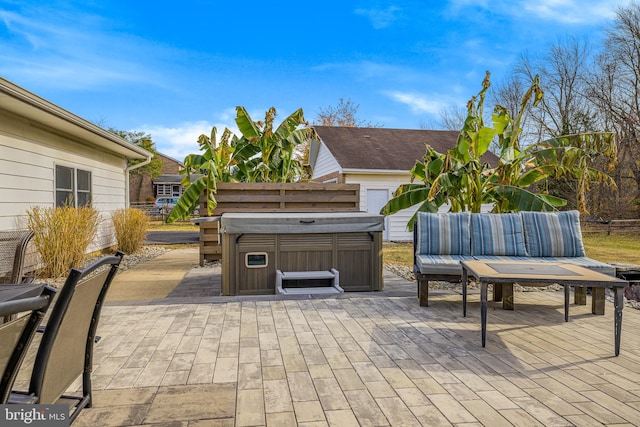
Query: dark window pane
77 170 91 191
77 192 91 207
55 165 73 191
56 191 74 207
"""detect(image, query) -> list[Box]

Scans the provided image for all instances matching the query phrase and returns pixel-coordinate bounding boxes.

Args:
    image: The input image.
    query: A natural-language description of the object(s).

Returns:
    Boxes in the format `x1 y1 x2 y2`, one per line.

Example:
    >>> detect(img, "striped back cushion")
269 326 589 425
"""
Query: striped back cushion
521 210 586 257
470 213 528 256
415 212 471 255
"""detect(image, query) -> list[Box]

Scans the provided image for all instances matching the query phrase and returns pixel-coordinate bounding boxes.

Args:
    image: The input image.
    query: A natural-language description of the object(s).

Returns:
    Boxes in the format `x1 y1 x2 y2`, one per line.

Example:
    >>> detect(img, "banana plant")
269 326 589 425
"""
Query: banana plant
166 106 318 222
382 72 617 229
232 106 318 182
166 127 237 222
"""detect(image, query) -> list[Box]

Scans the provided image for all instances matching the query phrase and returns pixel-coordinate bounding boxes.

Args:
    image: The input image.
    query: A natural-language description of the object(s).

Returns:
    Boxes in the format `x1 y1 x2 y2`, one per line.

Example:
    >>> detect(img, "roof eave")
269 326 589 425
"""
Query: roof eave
341 168 410 175
0 77 150 159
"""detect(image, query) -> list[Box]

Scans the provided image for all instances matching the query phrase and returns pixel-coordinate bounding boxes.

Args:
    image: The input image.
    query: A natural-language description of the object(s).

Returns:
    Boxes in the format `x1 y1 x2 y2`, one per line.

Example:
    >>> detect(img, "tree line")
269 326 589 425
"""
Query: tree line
483 2 640 218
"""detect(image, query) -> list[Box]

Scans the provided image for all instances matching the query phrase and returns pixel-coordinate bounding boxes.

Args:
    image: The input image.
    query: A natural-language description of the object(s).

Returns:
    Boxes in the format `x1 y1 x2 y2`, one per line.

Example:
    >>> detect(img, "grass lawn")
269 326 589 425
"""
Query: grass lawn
383 232 640 267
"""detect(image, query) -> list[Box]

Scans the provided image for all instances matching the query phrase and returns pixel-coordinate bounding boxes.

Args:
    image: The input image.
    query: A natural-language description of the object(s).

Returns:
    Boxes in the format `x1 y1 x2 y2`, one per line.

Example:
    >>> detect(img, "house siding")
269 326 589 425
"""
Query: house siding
0 110 128 251
311 142 342 179
344 173 417 241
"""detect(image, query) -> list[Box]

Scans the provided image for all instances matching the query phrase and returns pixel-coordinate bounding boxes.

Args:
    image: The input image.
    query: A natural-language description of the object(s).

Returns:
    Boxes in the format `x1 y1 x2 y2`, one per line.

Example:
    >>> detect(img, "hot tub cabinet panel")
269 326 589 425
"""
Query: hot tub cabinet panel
221 212 384 295
232 234 277 295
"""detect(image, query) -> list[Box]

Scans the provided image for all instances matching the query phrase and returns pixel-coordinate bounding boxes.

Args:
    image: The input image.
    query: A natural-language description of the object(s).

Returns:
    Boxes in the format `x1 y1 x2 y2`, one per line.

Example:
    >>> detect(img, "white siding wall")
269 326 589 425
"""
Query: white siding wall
0 112 128 251
310 142 341 179
344 173 417 241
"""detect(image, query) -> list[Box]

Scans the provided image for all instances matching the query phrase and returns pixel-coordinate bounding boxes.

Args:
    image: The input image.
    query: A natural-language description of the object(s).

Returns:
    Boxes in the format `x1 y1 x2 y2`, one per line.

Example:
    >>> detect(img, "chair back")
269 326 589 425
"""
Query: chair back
0 286 55 403
29 252 123 405
0 230 34 284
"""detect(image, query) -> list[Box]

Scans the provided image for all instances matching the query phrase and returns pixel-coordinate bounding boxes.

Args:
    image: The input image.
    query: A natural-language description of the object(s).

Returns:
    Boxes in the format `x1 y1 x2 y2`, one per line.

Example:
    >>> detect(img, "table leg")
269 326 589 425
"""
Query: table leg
493 283 502 302
574 286 587 305
592 288 605 315
502 284 514 311
614 286 623 356
481 281 488 348
564 285 570 322
462 268 468 317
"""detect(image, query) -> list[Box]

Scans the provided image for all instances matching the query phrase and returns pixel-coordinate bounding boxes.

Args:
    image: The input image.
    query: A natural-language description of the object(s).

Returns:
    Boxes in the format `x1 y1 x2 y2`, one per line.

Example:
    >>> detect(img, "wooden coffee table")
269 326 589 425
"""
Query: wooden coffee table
460 260 628 356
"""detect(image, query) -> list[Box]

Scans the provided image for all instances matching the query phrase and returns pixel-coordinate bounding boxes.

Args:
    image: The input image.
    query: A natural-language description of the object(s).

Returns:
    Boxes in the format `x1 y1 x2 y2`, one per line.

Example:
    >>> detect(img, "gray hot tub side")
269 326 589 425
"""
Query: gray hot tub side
220 212 385 295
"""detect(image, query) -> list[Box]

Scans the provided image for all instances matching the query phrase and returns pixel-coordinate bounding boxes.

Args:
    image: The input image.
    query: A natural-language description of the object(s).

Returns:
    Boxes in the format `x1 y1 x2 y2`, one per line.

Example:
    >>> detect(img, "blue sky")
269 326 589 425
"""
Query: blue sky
0 0 632 160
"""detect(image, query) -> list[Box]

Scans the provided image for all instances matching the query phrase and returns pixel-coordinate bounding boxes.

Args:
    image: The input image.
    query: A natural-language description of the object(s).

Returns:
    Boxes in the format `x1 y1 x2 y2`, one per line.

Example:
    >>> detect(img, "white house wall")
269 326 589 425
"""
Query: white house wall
310 142 342 180
344 173 417 241
0 111 128 251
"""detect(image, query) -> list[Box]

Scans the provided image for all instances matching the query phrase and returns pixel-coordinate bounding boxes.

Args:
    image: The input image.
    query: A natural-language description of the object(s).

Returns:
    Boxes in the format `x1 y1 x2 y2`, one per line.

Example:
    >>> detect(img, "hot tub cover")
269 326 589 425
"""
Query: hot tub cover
220 211 384 234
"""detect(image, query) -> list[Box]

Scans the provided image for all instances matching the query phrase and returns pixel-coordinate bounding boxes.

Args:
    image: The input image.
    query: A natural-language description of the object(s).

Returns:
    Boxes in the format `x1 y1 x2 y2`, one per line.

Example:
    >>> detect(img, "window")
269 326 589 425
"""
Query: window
156 185 172 196
55 165 92 207
76 169 92 207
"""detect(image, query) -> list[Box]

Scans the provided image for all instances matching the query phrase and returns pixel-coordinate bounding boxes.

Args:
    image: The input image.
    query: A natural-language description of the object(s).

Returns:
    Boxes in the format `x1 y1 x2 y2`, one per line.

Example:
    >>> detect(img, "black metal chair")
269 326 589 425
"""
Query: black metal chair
7 251 124 423
0 285 56 403
0 230 35 285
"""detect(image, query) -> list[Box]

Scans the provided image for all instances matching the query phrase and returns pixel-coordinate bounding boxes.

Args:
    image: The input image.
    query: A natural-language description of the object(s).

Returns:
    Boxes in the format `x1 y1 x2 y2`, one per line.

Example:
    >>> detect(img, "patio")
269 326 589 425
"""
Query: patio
15 250 640 426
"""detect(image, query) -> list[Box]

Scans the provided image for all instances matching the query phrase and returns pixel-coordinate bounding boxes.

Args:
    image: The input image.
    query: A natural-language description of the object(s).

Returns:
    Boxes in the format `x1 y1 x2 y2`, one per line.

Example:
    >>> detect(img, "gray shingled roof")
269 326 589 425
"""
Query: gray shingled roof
314 126 483 171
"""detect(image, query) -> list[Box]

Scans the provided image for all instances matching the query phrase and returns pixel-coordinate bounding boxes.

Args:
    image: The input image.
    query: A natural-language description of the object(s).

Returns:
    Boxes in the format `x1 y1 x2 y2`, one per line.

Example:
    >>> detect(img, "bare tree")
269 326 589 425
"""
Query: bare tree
314 98 382 127
513 38 595 139
585 1 640 216
490 72 545 148
436 105 467 131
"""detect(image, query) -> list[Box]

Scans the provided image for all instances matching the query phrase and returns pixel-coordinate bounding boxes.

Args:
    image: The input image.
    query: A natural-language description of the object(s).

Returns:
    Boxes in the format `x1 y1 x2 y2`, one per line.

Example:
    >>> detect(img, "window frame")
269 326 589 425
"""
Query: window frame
54 164 92 208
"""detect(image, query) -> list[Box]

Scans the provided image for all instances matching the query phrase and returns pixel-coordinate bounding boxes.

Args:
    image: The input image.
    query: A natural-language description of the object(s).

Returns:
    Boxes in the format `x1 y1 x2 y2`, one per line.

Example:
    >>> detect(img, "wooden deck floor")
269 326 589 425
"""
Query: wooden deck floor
16 285 640 426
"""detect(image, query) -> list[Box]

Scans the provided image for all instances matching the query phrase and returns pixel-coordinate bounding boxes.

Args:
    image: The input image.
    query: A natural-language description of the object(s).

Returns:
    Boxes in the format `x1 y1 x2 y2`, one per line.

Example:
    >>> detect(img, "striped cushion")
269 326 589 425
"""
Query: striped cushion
470 213 528 256
415 212 471 256
415 254 467 276
521 211 586 257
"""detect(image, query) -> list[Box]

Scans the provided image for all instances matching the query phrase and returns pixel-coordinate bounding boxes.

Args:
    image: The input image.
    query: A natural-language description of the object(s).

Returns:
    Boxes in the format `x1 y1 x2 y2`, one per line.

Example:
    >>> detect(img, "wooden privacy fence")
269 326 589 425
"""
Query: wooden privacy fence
582 219 640 234
198 183 360 264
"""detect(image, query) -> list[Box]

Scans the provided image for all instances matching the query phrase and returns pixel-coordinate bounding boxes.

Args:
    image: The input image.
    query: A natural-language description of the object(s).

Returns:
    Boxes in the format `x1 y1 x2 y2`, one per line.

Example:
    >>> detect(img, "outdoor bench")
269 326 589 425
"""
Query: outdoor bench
413 210 615 307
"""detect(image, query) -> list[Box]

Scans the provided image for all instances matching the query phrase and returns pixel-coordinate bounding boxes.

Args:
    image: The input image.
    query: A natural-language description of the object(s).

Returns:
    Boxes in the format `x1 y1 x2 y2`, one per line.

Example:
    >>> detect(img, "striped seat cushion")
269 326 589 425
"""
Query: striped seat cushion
415 254 468 276
415 212 471 256
521 211 586 257
470 213 528 256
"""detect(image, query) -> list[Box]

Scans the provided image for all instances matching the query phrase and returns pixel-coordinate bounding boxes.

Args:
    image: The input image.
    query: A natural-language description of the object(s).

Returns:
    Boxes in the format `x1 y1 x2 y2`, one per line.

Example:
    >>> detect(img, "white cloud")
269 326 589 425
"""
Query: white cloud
384 91 451 115
354 5 402 29
446 0 630 24
140 117 240 162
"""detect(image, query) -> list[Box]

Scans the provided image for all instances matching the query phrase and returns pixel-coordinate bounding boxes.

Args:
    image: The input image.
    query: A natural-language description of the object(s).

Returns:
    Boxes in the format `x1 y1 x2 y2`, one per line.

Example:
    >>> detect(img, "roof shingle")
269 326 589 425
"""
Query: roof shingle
314 126 461 171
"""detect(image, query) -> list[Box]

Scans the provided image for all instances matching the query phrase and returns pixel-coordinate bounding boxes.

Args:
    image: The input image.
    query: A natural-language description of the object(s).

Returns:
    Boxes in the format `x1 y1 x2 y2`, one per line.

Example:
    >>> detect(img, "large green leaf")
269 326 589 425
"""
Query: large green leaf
235 106 261 140
492 185 565 212
166 177 213 222
475 127 496 156
381 185 432 216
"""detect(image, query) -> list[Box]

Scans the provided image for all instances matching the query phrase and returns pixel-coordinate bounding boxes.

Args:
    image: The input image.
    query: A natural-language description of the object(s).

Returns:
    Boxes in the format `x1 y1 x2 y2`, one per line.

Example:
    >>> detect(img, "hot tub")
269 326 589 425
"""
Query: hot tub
220 211 384 295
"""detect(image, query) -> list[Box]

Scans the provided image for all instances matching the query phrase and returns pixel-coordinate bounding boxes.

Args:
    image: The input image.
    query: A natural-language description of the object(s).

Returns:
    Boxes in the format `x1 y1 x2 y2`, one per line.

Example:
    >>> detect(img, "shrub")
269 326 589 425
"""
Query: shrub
26 206 100 278
112 208 149 254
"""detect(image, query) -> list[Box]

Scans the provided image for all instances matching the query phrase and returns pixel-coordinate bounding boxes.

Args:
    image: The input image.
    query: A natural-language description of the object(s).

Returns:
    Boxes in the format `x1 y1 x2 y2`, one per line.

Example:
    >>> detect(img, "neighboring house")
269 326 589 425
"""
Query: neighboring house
309 126 498 241
0 77 152 252
129 152 184 203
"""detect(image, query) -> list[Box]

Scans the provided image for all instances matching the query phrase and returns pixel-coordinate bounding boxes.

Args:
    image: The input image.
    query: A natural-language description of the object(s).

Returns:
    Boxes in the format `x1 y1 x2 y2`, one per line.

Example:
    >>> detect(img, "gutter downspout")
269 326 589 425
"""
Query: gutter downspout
125 154 153 207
